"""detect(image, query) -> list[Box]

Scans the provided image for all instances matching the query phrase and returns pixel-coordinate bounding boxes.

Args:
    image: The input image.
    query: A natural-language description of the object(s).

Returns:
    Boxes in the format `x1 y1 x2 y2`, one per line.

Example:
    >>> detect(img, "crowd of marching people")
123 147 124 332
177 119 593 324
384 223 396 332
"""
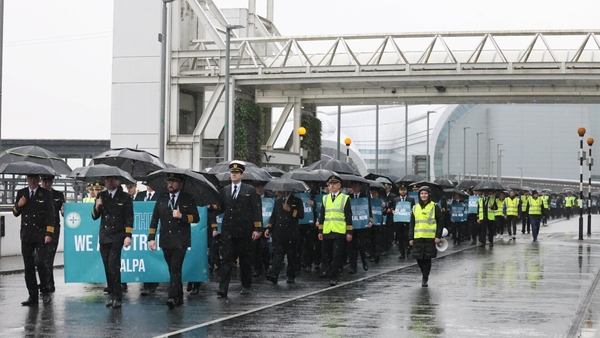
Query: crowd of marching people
12 158 600 309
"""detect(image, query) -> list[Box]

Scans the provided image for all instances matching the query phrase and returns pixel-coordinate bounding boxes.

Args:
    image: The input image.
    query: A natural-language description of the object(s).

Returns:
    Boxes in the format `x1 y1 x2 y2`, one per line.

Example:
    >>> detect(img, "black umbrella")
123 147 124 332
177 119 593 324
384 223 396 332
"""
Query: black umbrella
262 166 285 178
338 174 368 187
434 178 455 188
282 169 337 183
444 188 469 197
457 180 479 190
506 184 524 193
368 180 385 190
68 164 136 184
305 159 360 175
207 160 259 174
364 173 399 191
92 148 166 180
146 168 221 206
396 174 425 184
0 145 72 175
0 162 59 176
474 181 505 191
264 178 309 192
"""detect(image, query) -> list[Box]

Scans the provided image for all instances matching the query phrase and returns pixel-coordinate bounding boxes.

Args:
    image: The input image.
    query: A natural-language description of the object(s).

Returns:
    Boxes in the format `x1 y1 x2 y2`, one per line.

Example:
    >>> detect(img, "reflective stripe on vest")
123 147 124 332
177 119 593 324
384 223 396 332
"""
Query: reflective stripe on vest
528 197 542 215
412 202 437 239
541 195 549 208
478 197 496 221
323 194 349 235
505 197 519 216
495 199 505 216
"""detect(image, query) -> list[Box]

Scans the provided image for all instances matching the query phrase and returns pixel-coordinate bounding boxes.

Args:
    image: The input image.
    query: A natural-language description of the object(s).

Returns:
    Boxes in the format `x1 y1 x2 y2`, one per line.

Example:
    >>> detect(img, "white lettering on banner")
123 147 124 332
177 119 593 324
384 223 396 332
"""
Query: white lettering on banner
74 235 94 251
120 259 146 272
134 212 153 230
352 215 369 221
122 234 149 251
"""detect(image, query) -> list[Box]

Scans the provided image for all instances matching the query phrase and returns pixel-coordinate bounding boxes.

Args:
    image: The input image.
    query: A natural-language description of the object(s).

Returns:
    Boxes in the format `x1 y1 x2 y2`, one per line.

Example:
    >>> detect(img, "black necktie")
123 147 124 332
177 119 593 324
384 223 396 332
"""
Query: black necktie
30 190 34 198
233 185 238 199
169 194 175 210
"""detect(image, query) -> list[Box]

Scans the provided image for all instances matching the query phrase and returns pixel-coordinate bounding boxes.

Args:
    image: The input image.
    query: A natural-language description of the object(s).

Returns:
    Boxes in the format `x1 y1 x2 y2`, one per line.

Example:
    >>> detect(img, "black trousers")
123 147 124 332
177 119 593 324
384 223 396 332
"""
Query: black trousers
219 236 252 293
298 225 318 268
162 248 186 299
321 236 346 279
416 259 432 279
506 215 518 236
348 228 368 269
479 219 495 244
251 236 270 276
521 212 531 232
369 226 385 257
48 227 61 290
22 241 52 298
100 241 124 301
269 238 298 279
451 221 467 243
209 235 221 269
467 214 478 242
496 216 506 235
394 222 409 256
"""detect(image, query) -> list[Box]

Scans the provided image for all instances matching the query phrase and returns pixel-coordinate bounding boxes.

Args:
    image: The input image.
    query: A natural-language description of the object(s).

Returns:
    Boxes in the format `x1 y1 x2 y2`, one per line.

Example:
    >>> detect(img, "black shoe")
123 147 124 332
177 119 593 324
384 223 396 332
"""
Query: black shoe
266 275 278 284
399 255 406 259
42 293 52 305
176 297 184 306
303 266 311 273
374 255 380 264
166 298 176 309
190 288 199 295
103 287 111 294
362 263 369 271
347 268 357 274
112 300 122 309
21 297 38 306
422 278 428 287
49 286 56 293
368 257 375 262
217 290 227 298
286 277 295 284
471 241 476 245
240 287 250 295
319 271 328 278
479 243 486 247
106 299 114 308
121 283 128 292
329 279 337 286
489 242 494 247
186 283 193 292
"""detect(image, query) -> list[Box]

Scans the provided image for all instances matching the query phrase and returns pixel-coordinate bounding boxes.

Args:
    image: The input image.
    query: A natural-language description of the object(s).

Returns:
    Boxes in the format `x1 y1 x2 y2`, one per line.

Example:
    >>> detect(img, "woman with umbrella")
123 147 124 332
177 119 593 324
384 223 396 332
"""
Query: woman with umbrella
408 186 443 287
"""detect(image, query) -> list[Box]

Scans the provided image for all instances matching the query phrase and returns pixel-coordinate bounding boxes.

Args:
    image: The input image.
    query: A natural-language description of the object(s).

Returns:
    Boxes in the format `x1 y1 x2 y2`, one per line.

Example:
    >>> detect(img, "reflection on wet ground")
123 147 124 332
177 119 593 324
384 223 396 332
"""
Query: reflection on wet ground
1 217 600 337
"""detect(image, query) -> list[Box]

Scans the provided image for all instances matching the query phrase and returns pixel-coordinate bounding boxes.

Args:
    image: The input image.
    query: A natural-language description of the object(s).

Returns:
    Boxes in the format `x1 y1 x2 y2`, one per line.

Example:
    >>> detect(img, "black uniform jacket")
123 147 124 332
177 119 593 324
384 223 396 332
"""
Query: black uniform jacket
49 188 65 239
134 190 158 201
267 194 304 241
91 187 134 244
216 183 262 238
148 191 199 249
13 187 55 243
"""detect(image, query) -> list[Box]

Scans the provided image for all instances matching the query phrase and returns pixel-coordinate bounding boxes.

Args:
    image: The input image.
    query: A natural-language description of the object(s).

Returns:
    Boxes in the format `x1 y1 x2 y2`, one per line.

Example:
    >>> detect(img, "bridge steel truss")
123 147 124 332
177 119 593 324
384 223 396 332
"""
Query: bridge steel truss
170 1 600 165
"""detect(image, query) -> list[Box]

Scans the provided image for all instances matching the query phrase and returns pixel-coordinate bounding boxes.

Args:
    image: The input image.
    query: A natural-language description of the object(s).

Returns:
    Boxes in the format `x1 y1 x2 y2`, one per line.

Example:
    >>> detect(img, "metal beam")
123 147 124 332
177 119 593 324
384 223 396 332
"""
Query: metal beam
265 101 294 148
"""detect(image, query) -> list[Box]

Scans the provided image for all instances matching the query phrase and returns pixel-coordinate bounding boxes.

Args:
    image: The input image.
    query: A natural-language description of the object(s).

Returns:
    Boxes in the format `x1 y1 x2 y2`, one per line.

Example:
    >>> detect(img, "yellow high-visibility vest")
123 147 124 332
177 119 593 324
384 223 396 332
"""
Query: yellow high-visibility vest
323 194 349 235
505 197 519 216
478 196 496 221
528 197 542 215
412 202 437 239
495 199 505 216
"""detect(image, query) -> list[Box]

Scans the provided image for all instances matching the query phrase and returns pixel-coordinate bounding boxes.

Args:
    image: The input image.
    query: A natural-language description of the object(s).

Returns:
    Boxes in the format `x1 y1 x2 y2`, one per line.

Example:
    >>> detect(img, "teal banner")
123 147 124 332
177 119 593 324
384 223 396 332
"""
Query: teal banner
393 201 412 222
261 197 275 227
350 197 370 229
468 196 480 214
63 202 208 283
216 213 223 234
451 202 468 222
408 191 418 201
370 198 384 226
294 192 314 225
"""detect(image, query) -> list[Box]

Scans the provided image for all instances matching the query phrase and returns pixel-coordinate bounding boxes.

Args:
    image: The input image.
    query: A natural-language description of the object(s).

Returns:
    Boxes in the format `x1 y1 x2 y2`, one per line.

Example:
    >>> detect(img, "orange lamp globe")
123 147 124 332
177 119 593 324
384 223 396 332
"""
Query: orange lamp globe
578 127 586 137
298 127 306 136
344 138 352 146
588 137 594 146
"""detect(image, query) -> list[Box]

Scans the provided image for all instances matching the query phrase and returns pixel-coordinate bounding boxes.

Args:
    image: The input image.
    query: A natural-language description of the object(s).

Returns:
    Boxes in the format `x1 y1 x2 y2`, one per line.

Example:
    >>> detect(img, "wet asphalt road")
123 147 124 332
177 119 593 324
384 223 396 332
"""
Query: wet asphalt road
2 216 600 337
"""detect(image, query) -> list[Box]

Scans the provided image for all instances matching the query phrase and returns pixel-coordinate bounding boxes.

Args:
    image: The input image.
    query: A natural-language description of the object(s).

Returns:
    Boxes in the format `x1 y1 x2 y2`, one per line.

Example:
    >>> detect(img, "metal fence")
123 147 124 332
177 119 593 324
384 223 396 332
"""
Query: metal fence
0 176 86 205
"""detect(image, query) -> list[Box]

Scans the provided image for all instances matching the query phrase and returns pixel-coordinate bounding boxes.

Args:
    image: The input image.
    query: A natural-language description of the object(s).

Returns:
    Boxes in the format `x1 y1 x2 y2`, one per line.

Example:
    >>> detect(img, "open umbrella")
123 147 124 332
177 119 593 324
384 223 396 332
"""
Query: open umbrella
305 159 360 175
262 166 285 178
207 160 259 174
282 169 337 183
92 148 166 180
264 178 309 192
364 173 399 191
146 168 221 206
68 164 136 184
338 174 368 187
434 178 455 188
368 180 385 190
443 188 469 198
457 180 479 190
396 174 425 184
0 145 72 175
214 166 272 184
474 181 505 191
0 162 59 176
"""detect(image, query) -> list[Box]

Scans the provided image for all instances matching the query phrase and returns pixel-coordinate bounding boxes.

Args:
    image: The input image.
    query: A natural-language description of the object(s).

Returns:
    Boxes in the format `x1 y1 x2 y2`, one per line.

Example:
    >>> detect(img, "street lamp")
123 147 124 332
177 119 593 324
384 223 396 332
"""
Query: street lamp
298 127 307 168
223 24 244 162
476 132 483 180
498 149 505 183
426 111 437 181
446 120 456 180
159 0 176 161
587 137 594 235
487 138 494 181
578 127 586 240
496 144 503 183
463 127 471 180
344 137 352 163
517 167 523 188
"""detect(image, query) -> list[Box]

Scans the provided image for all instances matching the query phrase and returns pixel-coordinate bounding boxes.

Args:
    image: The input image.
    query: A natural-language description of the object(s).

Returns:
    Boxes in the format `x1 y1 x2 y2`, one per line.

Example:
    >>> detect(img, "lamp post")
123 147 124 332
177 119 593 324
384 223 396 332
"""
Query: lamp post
498 149 505 183
223 24 244 162
517 167 523 188
447 120 455 180
487 138 494 181
159 0 175 161
298 127 306 168
463 127 470 180
496 144 503 183
587 137 594 235
344 138 352 163
426 111 436 181
476 132 483 180
578 127 586 241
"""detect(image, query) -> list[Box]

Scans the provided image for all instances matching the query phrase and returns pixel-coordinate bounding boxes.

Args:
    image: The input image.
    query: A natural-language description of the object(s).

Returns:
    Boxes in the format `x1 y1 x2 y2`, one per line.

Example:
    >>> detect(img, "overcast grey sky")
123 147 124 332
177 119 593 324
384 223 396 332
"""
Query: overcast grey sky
2 0 599 140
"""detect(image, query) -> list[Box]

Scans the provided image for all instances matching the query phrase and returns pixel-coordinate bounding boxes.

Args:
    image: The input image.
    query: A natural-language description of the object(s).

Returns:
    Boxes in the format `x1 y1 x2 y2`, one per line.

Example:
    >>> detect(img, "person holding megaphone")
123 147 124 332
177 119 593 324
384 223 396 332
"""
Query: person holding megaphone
408 186 443 288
